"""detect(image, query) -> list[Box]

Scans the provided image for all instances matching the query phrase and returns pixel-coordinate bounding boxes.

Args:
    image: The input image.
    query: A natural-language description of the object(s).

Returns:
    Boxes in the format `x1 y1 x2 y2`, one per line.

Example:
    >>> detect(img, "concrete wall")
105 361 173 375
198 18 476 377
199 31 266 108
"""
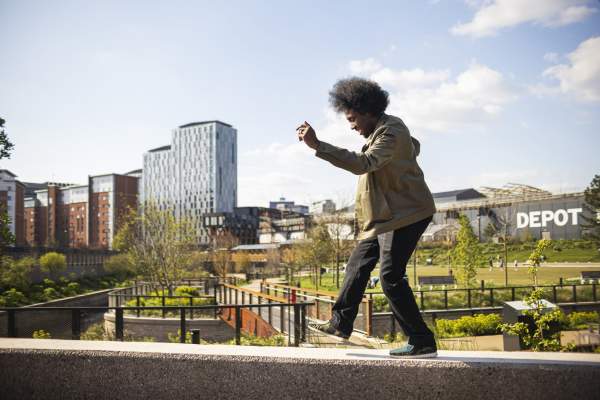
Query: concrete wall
0 289 111 339
1 339 599 400
104 313 235 342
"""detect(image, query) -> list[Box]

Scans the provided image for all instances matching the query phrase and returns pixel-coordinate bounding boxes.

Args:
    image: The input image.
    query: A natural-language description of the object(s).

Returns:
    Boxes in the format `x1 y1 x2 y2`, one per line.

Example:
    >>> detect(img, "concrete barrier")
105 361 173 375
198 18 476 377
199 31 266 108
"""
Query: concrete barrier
1 339 599 399
0 289 111 338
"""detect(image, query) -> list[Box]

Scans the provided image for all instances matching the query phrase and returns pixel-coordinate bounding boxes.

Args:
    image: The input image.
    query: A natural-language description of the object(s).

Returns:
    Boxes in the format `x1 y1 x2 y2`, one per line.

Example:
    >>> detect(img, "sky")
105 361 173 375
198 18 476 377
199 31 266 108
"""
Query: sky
1 0 599 208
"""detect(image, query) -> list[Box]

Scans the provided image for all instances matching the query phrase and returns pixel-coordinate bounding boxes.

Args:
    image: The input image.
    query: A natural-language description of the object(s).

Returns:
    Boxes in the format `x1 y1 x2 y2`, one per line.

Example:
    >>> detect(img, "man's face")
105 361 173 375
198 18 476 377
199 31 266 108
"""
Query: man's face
344 110 378 138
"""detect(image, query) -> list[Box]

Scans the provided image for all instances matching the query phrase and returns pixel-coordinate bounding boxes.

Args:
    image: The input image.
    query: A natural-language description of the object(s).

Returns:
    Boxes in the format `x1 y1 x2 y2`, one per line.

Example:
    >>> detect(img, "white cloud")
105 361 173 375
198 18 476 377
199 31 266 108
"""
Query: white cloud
239 59 518 206
451 0 597 38
349 59 517 134
543 52 560 63
540 36 600 102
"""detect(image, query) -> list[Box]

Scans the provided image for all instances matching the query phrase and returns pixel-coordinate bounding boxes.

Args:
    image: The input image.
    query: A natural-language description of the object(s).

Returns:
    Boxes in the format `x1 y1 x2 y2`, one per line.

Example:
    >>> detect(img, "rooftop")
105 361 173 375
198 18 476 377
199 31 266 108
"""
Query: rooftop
148 145 171 153
179 120 232 128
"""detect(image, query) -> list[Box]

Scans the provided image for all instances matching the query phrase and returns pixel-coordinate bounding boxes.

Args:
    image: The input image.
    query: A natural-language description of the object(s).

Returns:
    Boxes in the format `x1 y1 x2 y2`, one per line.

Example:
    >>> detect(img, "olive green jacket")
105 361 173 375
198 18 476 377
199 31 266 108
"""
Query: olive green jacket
315 113 436 240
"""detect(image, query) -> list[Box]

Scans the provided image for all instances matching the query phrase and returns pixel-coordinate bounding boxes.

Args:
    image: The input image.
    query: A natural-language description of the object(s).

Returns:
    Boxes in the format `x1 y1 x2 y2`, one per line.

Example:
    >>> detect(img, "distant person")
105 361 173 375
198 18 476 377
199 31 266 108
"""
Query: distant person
514 259 518 271
369 276 380 289
297 77 437 358
499 258 505 269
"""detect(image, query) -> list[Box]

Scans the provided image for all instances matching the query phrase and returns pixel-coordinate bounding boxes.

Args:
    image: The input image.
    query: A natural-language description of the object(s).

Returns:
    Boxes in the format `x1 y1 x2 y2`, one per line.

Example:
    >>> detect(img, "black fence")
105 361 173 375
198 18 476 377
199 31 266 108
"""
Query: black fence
366 282 599 311
0 302 313 347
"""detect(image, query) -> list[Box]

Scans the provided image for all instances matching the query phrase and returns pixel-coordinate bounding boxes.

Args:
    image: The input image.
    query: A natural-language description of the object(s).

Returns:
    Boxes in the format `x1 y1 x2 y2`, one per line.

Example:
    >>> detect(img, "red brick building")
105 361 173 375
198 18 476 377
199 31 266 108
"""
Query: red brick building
23 173 139 250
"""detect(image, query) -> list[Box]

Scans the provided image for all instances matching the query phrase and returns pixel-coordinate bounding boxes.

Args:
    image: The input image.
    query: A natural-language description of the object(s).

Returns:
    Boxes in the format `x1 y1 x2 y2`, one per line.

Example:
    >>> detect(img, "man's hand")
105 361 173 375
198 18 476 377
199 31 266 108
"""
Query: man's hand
296 121 319 150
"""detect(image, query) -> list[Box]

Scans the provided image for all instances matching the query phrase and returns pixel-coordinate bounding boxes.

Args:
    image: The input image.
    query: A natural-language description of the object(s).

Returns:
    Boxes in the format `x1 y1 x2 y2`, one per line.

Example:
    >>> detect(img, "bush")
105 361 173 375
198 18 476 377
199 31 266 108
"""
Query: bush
39 252 67 275
1 288 27 306
372 295 389 312
566 311 599 330
174 285 199 297
103 254 135 279
42 287 60 301
435 313 502 338
32 330 51 339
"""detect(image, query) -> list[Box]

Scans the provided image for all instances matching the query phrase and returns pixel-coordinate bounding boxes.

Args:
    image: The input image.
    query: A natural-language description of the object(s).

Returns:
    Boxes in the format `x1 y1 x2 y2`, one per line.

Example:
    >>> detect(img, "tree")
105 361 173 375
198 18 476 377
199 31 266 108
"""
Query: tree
451 214 485 287
39 252 67 276
527 239 551 286
322 197 355 288
0 212 15 249
500 288 567 352
235 251 252 274
581 174 600 245
103 253 135 280
113 202 196 295
281 244 306 285
0 117 14 160
483 222 497 242
304 222 334 290
0 256 36 292
485 208 517 286
209 230 238 281
0 117 15 250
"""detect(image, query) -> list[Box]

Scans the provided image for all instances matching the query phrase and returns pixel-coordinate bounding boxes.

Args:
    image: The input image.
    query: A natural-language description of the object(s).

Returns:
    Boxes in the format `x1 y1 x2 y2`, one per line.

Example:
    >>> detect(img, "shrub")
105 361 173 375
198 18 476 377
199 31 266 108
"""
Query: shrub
32 330 51 339
61 282 80 297
1 288 27 306
42 287 60 301
39 252 67 275
372 295 389 312
500 288 567 352
435 313 502 338
567 311 599 330
103 254 135 279
174 285 199 297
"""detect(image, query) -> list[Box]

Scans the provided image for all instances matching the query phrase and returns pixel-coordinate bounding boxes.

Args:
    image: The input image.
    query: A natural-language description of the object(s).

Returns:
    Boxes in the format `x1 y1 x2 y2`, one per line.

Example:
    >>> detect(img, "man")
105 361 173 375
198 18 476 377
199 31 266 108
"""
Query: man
297 77 437 358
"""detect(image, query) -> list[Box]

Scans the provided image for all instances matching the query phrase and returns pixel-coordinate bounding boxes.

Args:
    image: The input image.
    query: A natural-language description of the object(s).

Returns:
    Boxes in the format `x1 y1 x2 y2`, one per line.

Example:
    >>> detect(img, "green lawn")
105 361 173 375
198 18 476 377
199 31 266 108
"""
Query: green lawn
296 264 600 292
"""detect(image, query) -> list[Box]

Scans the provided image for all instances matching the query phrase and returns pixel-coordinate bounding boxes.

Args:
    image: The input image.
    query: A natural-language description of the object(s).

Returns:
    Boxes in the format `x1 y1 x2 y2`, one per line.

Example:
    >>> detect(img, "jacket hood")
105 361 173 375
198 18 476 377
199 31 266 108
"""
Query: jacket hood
411 137 421 157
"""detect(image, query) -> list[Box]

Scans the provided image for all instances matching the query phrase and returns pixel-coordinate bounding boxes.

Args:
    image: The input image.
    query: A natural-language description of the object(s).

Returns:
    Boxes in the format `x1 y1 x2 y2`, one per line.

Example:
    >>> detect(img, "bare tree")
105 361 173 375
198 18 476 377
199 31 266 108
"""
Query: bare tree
113 202 196 295
485 208 517 286
209 230 238 281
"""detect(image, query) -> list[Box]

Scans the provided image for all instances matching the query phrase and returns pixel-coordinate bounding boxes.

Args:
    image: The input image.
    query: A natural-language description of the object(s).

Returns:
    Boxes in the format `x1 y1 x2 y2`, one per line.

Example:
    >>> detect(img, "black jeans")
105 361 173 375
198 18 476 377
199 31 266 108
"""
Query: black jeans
330 216 435 347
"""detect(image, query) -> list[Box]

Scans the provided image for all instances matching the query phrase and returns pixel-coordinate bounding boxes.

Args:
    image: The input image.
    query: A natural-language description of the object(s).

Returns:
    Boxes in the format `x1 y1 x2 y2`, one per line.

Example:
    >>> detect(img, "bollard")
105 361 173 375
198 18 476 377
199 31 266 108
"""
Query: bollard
180 308 186 343
190 329 200 344
115 308 124 341
235 307 241 345
8 309 16 337
71 309 81 340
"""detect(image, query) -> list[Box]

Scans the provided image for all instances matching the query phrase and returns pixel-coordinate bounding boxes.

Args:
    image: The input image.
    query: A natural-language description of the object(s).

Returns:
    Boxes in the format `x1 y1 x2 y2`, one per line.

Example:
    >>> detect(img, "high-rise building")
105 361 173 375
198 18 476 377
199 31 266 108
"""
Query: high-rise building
142 121 237 245
0 169 25 246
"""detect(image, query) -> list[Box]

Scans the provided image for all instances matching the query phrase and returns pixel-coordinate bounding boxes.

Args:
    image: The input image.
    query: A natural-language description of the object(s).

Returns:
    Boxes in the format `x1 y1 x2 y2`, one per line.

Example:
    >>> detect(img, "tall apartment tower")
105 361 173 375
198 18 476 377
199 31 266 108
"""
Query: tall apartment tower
142 121 237 245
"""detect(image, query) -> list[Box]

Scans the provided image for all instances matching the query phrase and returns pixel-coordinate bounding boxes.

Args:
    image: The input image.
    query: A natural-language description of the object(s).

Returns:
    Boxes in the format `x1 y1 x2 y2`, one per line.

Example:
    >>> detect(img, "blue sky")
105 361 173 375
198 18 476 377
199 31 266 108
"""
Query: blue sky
1 0 599 207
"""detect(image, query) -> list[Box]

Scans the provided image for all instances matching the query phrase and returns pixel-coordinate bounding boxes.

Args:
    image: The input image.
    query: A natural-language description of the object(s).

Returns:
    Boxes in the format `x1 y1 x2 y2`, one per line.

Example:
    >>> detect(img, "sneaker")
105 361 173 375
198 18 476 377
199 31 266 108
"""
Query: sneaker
389 344 437 358
308 320 351 339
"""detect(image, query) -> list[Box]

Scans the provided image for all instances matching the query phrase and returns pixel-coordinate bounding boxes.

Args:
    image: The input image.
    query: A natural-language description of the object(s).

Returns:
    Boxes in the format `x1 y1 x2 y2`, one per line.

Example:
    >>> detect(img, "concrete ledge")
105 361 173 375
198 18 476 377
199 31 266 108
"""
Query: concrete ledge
1 339 599 399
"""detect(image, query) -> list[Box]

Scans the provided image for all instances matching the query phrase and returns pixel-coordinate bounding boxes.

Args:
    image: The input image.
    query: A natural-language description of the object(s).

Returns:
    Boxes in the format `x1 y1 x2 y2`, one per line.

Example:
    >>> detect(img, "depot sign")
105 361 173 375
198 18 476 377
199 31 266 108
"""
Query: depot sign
517 208 582 229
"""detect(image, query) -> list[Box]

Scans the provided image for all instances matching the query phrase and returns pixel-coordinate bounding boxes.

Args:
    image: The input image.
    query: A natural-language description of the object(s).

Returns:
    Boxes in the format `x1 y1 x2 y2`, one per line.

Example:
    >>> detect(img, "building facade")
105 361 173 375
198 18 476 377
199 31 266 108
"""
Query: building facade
269 197 309 215
0 169 25 246
142 121 237 245
310 199 336 215
23 173 139 249
431 184 591 241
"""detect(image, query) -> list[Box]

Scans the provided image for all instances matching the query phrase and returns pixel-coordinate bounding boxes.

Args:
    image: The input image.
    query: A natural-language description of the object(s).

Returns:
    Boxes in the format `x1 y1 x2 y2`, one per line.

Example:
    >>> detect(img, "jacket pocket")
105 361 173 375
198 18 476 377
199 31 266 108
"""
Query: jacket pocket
359 190 393 231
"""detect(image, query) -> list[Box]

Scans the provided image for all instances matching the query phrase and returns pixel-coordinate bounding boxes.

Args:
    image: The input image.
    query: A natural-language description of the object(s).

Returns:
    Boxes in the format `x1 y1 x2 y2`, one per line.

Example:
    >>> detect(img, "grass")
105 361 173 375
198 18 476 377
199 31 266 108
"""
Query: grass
297 264 600 292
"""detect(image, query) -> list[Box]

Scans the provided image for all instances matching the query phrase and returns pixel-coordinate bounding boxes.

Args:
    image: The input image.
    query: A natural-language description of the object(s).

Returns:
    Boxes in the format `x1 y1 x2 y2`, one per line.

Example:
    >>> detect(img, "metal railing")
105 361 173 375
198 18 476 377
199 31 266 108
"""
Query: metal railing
364 282 599 311
0 302 313 346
